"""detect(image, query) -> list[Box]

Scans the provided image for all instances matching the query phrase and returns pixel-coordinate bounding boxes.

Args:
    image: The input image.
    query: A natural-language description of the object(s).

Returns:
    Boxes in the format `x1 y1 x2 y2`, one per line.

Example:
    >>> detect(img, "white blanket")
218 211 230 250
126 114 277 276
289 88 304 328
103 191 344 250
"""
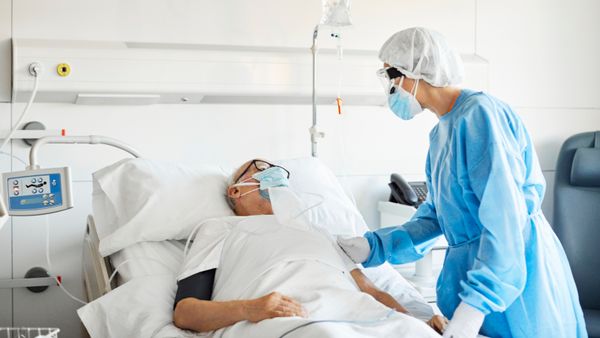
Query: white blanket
191 216 440 338
80 215 438 338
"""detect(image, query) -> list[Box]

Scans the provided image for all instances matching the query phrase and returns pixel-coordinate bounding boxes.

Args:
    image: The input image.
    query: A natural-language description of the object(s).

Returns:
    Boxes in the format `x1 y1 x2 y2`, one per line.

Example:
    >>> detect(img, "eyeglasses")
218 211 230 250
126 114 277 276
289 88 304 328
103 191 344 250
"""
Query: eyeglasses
233 159 290 184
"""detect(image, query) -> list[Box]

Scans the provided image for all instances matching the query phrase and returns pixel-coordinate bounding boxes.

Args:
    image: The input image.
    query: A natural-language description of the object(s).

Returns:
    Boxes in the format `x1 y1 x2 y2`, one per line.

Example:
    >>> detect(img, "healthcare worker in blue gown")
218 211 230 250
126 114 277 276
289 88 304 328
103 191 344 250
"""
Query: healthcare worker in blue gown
337 27 587 338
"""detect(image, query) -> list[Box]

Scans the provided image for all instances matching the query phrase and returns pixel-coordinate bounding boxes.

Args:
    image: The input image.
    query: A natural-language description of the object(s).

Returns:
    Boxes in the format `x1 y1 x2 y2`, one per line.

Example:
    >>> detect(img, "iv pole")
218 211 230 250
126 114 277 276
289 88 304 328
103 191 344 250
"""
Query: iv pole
309 1 352 158
310 25 325 158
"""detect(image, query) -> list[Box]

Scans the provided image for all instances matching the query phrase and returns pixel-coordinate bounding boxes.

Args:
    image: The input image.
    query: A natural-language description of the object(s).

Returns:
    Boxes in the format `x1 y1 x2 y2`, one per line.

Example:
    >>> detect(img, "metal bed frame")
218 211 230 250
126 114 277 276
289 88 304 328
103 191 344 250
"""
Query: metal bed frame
82 215 116 302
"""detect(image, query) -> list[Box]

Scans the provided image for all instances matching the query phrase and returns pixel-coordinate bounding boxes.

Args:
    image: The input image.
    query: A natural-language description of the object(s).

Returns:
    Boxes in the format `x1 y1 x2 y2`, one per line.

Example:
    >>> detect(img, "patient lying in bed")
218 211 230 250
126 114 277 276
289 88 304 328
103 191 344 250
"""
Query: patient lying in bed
173 159 446 336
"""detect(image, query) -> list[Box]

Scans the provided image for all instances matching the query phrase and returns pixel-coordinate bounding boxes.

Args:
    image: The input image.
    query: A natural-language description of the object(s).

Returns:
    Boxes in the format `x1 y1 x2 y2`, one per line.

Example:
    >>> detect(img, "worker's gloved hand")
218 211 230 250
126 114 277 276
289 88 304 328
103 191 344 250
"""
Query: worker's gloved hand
336 236 370 264
442 302 484 338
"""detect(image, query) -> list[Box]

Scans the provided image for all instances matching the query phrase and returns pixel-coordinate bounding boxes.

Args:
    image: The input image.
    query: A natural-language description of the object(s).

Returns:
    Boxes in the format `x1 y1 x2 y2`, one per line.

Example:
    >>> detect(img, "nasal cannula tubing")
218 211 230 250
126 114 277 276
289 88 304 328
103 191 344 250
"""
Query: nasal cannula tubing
107 258 174 292
0 67 40 153
184 217 225 257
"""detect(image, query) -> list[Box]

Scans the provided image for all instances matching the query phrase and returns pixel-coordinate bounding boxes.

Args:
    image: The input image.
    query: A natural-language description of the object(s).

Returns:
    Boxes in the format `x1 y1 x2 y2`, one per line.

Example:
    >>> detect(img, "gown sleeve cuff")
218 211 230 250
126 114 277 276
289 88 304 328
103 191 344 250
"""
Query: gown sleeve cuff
363 228 424 267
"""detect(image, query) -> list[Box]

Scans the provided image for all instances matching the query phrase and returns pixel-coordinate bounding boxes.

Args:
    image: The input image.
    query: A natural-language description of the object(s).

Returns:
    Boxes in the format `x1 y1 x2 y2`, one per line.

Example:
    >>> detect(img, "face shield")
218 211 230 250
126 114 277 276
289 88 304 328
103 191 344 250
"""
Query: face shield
375 67 405 96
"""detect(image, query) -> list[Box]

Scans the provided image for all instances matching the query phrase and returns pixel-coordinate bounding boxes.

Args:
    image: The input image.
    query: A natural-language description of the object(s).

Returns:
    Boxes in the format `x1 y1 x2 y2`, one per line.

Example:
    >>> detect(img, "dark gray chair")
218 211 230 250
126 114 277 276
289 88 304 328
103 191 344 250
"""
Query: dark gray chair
554 131 600 337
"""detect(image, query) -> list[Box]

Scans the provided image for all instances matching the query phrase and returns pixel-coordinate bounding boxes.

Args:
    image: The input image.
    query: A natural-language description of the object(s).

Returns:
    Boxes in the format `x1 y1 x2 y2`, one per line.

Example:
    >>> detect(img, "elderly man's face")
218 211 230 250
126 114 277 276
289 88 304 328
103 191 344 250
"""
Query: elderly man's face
227 160 274 216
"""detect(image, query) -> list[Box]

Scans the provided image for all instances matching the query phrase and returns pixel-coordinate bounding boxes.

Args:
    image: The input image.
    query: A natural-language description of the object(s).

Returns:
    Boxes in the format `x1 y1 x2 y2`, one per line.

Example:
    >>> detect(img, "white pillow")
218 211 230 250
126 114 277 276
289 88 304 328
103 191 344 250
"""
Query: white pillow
276 157 369 236
93 158 234 256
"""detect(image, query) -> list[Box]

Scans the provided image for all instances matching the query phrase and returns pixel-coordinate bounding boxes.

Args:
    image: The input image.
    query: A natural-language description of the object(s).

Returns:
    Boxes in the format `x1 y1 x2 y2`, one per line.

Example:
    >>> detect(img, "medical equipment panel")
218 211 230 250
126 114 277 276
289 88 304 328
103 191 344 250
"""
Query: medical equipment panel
2 167 73 216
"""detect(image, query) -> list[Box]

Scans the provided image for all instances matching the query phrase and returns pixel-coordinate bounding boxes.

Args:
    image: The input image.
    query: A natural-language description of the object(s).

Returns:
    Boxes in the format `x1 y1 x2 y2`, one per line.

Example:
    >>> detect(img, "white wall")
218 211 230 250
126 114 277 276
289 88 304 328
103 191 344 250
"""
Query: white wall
0 103 12 327
0 0 12 325
0 0 10 101
1 0 599 336
476 0 600 218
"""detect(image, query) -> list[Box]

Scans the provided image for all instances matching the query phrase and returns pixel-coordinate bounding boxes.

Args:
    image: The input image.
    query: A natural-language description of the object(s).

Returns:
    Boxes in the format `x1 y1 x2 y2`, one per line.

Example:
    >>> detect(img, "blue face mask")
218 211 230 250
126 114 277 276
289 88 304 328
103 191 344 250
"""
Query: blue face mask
388 77 423 121
253 167 290 190
232 166 290 201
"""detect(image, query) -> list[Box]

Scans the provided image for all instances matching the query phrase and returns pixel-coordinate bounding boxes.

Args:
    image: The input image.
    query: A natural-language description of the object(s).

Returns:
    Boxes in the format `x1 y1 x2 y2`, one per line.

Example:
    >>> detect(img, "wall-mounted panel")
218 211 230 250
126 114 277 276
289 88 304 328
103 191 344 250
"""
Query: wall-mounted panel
13 0 476 53
0 0 11 102
11 39 487 105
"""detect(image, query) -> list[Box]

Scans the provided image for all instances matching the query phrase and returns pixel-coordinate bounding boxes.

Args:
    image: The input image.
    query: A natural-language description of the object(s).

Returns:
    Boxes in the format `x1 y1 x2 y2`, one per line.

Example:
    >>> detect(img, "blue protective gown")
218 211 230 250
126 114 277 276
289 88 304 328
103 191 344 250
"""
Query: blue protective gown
364 90 587 337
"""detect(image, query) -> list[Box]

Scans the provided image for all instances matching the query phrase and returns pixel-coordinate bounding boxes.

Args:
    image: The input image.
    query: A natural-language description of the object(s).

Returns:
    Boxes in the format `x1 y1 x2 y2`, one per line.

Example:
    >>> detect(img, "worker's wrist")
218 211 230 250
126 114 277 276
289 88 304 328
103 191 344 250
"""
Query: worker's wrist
239 299 253 321
454 302 484 323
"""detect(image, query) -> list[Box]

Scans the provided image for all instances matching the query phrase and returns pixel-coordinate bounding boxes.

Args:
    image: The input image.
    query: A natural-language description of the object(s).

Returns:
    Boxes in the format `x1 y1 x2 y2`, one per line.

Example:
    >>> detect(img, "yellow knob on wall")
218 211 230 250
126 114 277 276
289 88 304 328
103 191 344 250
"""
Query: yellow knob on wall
57 63 71 77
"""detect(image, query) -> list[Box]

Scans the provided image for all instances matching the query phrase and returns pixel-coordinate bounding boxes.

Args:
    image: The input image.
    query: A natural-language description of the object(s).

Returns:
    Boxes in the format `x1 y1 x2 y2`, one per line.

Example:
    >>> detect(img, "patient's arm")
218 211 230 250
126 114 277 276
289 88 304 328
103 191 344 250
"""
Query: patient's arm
174 292 307 332
173 269 306 332
350 269 409 314
349 270 448 334
174 297 247 332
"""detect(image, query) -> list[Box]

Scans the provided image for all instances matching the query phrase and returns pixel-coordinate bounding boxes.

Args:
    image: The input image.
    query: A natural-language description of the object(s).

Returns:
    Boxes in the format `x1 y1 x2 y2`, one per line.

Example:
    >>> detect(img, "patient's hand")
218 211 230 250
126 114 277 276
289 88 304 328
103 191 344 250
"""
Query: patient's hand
243 292 307 323
427 315 448 334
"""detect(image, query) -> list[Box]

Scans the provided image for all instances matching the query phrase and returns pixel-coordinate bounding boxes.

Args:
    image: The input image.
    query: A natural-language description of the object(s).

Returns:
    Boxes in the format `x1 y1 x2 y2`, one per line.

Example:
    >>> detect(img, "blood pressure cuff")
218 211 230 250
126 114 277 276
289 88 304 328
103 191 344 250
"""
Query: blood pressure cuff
570 148 600 187
173 268 216 309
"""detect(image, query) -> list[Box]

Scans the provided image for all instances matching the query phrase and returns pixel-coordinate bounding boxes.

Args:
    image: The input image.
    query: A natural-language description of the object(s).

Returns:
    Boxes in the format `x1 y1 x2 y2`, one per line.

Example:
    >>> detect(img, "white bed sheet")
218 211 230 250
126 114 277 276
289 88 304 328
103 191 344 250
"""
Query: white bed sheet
204 216 441 338
81 216 438 338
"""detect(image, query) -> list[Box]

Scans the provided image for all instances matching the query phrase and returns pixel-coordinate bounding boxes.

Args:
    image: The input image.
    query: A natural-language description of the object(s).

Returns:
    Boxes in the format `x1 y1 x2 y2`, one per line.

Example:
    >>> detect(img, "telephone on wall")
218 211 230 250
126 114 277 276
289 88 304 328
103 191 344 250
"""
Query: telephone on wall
388 173 428 208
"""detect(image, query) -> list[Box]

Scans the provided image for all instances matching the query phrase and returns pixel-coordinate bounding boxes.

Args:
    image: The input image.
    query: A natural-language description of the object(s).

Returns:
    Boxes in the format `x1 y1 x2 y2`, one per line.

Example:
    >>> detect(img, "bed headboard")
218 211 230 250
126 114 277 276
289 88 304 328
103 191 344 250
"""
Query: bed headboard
82 215 116 302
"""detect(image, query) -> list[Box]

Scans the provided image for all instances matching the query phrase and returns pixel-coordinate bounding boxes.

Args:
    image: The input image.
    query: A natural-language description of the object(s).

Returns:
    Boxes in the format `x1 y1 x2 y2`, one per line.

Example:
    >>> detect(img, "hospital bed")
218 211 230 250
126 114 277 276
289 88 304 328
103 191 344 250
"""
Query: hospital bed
78 157 441 338
82 215 114 302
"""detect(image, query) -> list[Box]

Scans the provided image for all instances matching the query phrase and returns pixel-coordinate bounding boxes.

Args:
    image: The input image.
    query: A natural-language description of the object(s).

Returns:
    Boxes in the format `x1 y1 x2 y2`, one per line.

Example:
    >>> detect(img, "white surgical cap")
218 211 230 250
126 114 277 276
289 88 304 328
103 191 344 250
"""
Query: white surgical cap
378 27 464 87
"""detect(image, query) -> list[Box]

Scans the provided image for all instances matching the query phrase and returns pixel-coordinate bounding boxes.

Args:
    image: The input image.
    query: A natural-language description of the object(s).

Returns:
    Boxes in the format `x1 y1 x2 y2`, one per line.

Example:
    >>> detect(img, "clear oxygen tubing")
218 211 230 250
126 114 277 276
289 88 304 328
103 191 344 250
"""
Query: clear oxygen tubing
0 151 28 166
285 190 325 226
278 308 397 338
45 215 178 302
184 217 231 258
199 192 327 301
44 215 88 305
106 257 175 293
0 73 40 152
183 188 325 259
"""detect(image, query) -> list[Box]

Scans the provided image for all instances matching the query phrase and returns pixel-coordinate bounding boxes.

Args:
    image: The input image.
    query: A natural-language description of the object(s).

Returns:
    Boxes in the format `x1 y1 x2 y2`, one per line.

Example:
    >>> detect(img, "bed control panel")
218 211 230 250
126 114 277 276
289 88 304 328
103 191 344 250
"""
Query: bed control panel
2 167 73 216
